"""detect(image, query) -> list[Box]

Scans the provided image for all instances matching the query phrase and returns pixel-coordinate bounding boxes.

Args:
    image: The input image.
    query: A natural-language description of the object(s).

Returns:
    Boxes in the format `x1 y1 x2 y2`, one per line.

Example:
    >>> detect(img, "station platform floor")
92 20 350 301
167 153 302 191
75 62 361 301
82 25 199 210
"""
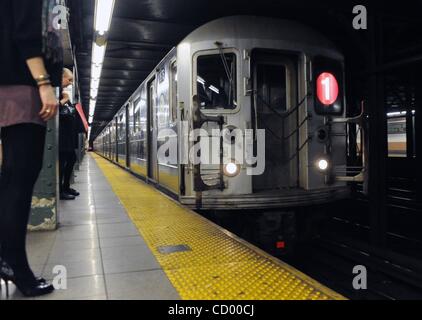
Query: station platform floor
1 154 345 300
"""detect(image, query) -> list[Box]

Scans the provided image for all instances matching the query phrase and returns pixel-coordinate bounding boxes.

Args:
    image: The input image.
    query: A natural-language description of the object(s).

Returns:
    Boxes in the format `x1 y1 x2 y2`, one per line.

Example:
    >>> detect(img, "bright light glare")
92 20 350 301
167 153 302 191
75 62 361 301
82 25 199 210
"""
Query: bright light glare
197 76 205 85
209 85 220 94
89 100 96 116
94 0 115 34
91 79 100 90
90 88 98 98
387 110 416 117
89 0 115 142
224 162 239 177
318 159 329 171
92 44 106 65
91 64 103 79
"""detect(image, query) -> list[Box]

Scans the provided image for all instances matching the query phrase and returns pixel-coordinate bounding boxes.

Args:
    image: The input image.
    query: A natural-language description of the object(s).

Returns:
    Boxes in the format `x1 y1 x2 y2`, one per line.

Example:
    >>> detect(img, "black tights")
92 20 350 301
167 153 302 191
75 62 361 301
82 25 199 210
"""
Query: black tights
59 150 76 192
0 123 46 275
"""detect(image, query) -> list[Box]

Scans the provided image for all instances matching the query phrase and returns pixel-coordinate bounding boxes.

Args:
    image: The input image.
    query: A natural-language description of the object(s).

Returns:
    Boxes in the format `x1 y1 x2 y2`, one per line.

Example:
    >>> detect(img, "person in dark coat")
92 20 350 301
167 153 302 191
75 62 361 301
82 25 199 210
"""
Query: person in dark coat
0 0 60 297
58 68 80 200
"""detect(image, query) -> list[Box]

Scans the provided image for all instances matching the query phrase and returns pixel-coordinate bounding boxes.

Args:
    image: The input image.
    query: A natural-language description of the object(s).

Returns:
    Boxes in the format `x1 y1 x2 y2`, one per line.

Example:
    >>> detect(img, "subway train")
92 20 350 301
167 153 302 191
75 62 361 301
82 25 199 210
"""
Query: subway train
93 16 365 234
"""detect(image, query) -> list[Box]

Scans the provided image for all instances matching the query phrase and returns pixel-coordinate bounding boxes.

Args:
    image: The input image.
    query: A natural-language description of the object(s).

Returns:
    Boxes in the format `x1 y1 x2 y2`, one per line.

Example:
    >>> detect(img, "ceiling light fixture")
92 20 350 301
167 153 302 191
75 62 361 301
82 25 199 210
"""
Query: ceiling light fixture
94 0 115 35
88 0 115 141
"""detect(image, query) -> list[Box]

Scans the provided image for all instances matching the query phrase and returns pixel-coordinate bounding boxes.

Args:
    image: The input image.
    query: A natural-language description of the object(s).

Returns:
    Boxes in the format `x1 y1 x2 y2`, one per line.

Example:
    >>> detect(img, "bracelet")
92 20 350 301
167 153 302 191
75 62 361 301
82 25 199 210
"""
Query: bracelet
38 80 52 87
35 74 50 83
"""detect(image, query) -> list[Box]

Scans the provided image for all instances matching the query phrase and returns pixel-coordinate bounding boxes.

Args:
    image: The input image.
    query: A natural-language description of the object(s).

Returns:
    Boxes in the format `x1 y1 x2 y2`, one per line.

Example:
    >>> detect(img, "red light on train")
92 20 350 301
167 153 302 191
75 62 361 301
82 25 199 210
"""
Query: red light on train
316 72 339 105
276 241 286 249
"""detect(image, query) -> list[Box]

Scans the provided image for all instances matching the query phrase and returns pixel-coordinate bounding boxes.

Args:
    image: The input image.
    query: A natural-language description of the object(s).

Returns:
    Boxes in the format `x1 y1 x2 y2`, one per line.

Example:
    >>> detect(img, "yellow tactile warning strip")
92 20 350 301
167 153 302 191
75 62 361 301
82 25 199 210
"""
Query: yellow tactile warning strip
92 153 346 300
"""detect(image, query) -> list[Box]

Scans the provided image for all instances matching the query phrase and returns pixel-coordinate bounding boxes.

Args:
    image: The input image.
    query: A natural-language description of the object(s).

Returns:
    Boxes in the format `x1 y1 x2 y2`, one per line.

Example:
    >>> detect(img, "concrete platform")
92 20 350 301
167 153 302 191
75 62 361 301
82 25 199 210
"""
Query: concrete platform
0 154 343 300
0 155 180 300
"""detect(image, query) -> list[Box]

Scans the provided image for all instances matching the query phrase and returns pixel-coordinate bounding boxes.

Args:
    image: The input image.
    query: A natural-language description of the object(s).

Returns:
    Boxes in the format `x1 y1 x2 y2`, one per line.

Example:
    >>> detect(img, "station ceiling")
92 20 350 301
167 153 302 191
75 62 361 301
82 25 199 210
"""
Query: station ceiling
66 0 422 141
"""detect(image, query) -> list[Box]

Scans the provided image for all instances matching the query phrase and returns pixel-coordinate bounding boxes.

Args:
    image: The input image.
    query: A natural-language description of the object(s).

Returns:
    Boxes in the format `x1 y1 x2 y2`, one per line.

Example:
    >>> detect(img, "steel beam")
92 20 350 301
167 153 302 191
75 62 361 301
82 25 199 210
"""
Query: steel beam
367 16 388 247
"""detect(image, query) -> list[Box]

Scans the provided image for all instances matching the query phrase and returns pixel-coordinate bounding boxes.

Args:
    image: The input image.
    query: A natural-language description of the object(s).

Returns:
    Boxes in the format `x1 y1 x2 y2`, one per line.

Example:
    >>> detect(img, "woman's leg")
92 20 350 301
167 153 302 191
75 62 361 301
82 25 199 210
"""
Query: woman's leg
59 151 66 193
63 150 76 192
0 123 46 275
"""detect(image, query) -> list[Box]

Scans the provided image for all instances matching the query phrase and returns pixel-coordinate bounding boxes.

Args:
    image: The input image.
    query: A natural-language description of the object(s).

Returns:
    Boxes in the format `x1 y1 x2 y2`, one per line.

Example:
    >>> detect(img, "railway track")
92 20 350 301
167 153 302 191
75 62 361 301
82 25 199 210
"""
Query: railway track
199 182 422 300
283 236 422 300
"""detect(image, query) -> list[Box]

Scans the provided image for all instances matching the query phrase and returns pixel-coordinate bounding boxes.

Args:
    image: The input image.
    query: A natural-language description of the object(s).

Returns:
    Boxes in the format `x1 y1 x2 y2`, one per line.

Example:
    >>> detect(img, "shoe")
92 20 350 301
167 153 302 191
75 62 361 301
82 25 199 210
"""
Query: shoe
65 188 80 197
36 277 47 284
0 257 46 285
0 260 54 298
60 192 76 200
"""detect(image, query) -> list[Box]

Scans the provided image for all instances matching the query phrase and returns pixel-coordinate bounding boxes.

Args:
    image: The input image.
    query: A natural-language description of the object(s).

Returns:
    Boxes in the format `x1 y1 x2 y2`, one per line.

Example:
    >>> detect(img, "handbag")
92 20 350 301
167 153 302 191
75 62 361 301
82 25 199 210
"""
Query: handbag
59 100 76 118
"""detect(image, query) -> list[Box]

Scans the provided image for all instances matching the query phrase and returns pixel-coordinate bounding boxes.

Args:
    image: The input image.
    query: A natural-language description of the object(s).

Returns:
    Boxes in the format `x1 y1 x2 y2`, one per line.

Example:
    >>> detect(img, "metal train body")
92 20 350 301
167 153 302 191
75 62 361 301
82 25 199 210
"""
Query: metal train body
94 16 353 210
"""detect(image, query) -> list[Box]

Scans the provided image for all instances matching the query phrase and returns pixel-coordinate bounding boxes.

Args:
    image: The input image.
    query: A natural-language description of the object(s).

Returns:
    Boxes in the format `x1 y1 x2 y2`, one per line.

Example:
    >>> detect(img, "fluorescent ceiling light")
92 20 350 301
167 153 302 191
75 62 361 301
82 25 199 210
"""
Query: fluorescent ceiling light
92 43 106 65
197 76 205 85
387 111 406 117
91 79 100 89
90 90 98 99
89 100 96 116
209 85 220 94
94 0 115 34
91 64 103 79
89 0 115 142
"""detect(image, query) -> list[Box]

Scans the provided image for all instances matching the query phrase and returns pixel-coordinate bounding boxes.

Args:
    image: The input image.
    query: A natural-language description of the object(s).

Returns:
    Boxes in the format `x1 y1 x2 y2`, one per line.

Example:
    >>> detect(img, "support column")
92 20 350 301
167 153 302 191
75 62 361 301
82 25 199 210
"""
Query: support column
29 110 59 231
415 75 422 197
406 84 415 159
367 16 388 246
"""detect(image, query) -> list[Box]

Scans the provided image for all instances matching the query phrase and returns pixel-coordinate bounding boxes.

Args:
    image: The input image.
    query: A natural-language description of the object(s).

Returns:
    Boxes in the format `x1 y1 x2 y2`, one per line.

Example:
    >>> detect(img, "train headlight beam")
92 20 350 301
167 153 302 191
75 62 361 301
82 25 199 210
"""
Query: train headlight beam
316 158 330 172
223 161 240 177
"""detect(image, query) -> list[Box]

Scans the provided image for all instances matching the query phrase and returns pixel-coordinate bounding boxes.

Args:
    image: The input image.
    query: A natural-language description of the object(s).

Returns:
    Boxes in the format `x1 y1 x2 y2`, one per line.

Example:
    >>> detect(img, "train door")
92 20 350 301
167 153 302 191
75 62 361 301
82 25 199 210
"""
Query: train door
252 51 298 192
113 118 118 162
147 78 158 182
125 104 130 168
107 127 111 159
155 62 179 194
116 109 126 165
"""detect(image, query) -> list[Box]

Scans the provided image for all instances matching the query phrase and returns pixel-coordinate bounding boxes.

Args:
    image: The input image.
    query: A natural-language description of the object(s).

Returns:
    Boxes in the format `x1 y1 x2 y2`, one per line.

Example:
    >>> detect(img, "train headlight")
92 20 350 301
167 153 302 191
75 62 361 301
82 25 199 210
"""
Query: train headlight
223 161 240 177
317 158 329 172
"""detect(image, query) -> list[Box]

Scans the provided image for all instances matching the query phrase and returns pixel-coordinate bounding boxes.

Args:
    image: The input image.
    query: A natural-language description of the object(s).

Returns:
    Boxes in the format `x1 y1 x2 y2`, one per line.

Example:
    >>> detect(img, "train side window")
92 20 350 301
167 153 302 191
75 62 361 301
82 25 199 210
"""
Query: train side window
128 102 134 134
387 116 407 157
133 97 141 133
196 53 237 110
119 113 125 141
170 62 178 121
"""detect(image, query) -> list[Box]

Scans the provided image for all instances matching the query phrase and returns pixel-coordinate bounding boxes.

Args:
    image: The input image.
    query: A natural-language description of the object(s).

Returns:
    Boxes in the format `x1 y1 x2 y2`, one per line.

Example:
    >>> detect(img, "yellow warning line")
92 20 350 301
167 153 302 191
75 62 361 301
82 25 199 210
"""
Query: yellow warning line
92 153 346 300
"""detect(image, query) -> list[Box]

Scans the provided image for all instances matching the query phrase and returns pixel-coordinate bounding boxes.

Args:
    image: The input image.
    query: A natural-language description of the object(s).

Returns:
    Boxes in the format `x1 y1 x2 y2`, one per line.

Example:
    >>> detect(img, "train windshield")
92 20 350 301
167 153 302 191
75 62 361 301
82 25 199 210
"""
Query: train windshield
196 53 237 110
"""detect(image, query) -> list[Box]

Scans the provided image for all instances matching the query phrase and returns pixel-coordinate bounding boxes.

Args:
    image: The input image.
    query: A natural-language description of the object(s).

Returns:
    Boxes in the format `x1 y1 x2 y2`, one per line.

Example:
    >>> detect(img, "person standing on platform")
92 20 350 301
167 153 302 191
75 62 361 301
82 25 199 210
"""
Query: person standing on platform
0 0 63 297
59 68 81 200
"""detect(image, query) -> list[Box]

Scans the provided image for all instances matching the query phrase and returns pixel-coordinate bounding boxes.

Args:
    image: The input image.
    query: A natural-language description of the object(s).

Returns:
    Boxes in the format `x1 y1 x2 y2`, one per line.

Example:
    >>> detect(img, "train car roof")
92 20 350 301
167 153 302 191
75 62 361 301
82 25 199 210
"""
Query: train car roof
179 15 342 56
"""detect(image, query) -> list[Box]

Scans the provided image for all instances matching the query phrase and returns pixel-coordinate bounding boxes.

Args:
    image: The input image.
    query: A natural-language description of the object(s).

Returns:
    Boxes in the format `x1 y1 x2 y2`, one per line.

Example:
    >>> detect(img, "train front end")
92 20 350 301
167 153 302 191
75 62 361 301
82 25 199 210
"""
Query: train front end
177 16 365 210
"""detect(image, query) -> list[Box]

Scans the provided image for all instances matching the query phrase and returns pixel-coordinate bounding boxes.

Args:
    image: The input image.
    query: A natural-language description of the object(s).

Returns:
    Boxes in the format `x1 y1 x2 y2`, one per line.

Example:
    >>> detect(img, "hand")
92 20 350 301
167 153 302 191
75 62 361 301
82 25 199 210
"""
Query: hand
61 92 70 104
39 85 58 121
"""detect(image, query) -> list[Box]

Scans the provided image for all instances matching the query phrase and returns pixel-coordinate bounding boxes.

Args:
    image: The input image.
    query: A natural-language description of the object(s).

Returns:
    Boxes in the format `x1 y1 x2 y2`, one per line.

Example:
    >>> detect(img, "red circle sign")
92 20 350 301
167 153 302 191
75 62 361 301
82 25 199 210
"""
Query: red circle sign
316 72 339 105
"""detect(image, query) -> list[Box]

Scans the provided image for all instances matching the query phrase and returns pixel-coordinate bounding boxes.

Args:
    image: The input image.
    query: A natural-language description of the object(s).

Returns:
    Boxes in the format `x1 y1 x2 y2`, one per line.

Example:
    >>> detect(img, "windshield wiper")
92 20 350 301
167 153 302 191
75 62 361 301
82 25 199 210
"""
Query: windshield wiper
215 42 234 106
